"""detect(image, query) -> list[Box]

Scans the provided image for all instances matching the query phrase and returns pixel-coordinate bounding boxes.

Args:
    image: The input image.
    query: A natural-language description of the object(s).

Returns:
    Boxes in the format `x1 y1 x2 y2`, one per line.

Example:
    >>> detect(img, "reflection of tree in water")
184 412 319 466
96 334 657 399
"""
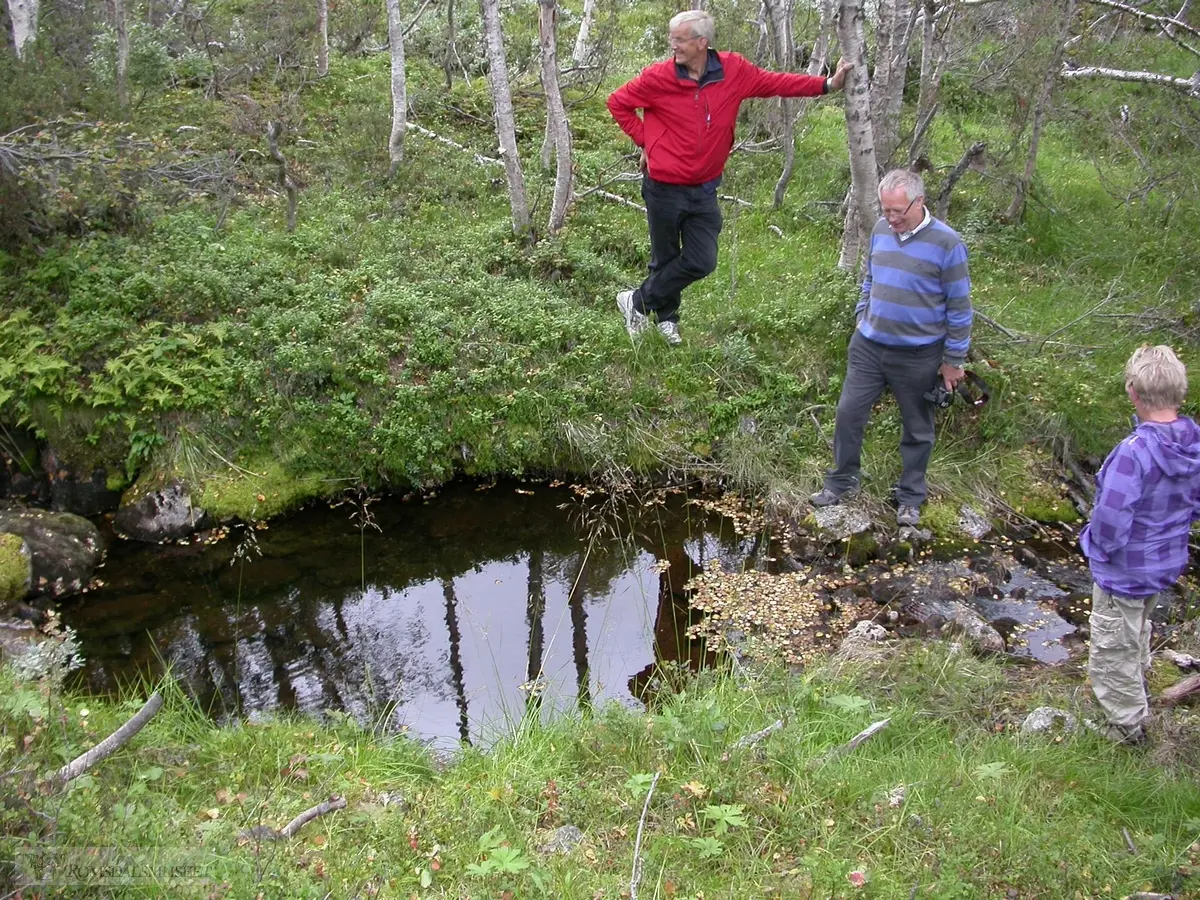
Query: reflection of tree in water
627 535 714 700
64 483 739 744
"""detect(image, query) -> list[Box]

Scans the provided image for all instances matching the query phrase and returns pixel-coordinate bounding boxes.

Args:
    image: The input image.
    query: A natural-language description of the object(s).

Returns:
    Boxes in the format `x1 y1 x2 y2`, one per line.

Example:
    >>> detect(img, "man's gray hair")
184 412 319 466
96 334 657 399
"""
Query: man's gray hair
1126 344 1188 410
878 169 925 202
670 10 715 42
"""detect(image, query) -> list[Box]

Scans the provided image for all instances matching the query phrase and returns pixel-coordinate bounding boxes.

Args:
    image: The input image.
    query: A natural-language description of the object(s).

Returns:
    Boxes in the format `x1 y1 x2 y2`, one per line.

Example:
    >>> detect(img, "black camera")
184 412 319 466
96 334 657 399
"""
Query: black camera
923 370 990 409
924 383 955 408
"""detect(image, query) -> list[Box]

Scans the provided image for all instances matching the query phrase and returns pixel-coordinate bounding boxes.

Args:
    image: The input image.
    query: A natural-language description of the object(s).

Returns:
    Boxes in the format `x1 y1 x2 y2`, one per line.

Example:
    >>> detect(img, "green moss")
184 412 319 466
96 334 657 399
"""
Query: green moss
1014 482 1080 524
921 501 962 538
198 458 332 521
0 533 31 606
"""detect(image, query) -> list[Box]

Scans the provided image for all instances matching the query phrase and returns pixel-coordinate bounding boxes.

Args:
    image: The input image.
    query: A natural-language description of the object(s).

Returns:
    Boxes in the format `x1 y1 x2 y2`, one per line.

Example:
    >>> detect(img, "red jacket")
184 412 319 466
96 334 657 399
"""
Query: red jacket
607 51 828 186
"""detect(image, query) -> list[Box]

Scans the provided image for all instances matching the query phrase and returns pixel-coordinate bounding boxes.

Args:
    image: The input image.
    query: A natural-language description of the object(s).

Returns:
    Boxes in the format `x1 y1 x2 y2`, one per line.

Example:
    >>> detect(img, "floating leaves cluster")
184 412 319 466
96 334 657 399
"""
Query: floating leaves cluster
686 560 877 666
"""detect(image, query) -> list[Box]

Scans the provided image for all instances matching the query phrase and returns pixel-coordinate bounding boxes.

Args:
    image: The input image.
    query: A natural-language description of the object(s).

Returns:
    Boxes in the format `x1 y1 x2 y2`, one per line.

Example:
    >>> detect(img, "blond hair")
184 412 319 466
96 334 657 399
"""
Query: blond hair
1126 344 1187 411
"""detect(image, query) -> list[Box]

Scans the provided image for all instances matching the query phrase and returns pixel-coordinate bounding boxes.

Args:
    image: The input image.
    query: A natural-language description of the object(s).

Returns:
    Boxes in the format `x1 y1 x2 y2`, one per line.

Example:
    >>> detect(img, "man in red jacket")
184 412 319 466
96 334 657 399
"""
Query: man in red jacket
607 10 851 344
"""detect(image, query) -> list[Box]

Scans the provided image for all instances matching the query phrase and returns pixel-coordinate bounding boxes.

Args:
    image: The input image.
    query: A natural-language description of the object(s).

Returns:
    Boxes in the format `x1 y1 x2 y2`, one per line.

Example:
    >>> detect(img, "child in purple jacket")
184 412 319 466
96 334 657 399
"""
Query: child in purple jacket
1080 345 1200 744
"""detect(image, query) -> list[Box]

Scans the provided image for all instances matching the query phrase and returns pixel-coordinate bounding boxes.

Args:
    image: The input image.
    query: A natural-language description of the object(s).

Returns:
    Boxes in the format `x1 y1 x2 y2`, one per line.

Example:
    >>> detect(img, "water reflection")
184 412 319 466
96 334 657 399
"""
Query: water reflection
62 483 751 750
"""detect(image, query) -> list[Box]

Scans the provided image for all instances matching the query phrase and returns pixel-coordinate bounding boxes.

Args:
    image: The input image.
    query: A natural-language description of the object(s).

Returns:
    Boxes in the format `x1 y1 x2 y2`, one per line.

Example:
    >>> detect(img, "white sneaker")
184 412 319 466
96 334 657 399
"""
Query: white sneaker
616 290 647 336
657 320 682 345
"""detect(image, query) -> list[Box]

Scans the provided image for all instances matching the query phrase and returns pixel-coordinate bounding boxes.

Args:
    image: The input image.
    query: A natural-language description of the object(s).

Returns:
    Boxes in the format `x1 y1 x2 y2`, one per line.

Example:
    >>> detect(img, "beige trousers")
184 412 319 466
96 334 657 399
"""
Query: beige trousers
1087 583 1161 729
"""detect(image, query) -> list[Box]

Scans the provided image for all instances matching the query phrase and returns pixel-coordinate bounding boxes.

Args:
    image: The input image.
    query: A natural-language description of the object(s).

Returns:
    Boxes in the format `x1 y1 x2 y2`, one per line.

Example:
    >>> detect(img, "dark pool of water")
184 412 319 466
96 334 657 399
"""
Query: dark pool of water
56 482 1089 751
61 482 756 750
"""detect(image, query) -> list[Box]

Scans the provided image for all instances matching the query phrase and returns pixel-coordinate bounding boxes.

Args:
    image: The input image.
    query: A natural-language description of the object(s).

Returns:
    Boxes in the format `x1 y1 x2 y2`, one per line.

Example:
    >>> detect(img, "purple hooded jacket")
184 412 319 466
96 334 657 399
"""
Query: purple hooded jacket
1080 416 1200 598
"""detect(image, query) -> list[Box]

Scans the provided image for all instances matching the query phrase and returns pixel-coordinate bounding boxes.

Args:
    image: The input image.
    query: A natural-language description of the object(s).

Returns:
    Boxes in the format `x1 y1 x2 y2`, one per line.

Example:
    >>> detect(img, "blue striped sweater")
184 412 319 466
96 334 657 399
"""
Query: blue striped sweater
854 216 973 367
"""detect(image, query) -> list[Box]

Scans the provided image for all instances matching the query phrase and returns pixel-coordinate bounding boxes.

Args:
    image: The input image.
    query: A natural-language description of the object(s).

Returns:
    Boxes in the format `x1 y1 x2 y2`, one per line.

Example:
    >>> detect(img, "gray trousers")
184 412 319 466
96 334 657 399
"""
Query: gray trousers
1088 583 1159 729
824 330 943 506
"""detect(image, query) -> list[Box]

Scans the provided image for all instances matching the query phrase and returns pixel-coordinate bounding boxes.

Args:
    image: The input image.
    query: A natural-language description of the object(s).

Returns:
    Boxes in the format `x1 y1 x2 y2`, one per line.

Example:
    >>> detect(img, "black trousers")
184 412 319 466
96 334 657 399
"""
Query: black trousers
635 177 723 325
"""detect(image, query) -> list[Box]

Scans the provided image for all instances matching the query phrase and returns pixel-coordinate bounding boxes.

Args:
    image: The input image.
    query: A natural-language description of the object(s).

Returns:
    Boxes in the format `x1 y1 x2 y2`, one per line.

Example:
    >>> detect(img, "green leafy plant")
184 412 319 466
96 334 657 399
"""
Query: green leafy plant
824 693 871 713
700 804 748 836
466 829 531 877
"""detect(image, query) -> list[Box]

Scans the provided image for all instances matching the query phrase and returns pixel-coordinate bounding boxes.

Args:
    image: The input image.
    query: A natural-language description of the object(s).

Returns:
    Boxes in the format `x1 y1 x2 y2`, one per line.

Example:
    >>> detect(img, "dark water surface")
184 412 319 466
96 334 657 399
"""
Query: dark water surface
58 482 1088 751
62 482 753 750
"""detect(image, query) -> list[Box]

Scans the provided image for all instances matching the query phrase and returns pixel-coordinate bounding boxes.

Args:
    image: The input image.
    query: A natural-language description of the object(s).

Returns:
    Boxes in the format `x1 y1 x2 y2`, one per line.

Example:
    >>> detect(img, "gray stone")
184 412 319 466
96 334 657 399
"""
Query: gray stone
812 504 872 540
537 825 584 856
0 427 49 506
833 620 893 664
957 505 992 540
115 480 212 543
945 602 1006 654
42 447 122 517
0 509 104 599
1020 706 1079 736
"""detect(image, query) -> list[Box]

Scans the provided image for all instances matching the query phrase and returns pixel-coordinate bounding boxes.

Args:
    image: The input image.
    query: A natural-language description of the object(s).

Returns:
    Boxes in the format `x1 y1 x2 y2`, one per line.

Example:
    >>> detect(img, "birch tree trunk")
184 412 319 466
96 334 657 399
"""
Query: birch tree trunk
837 0 880 272
808 0 836 76
908 0 948 166
1003 0 1076 222
572 0 597 64
115 0 130 108
6 0 39 59
317 0 329 76
443 0 457 89
539 0 573 233
386 0 407 175
482 0 531 234
763 0 798 208
870 0 916 168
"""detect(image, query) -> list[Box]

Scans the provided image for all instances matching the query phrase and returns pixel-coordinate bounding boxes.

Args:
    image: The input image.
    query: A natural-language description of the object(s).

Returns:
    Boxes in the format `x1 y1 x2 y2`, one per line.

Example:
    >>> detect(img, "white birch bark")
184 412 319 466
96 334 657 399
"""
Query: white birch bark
482 0 531 233
763 0 798 208
572 0 597 64
1004 0 1076 222
8 0 40 60
909 0 944 165
115 0 130 108
1060 65 1200 95
386 0 408 175
539 0 573 233
1166 0 1191 37
870 0 917 168
808 0 836 75
837 0 880 272
317 0 329 76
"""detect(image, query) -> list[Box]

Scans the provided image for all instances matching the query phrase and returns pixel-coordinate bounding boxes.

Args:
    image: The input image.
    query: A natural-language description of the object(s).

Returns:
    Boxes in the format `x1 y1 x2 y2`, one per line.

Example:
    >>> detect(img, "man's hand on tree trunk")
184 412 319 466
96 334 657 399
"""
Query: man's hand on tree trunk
828 58 853 92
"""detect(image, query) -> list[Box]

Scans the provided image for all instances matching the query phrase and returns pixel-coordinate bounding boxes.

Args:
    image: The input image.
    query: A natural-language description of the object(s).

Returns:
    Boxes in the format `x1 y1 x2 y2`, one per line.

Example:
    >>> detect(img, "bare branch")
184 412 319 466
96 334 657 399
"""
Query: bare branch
1061 64 1200 95
405 122 501 167
629 772 660 900
279 795 347 839
266 121 299 231
934 140 986 219
49 692 163 789
810 718 892 768
1082 0 1200 40
403 0 437 38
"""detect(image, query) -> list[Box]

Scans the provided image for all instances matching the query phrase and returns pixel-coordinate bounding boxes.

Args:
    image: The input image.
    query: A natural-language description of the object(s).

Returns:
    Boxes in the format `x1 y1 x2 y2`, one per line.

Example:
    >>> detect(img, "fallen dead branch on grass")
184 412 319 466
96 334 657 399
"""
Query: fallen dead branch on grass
628 771 660 900
239 795 348 842
809 718 891 769
48 691 163 790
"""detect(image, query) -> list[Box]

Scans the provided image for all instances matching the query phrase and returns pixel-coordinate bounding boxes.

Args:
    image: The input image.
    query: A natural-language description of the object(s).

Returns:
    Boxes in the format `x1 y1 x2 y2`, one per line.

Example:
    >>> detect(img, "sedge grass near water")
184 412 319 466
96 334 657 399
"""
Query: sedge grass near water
2 641 1198 899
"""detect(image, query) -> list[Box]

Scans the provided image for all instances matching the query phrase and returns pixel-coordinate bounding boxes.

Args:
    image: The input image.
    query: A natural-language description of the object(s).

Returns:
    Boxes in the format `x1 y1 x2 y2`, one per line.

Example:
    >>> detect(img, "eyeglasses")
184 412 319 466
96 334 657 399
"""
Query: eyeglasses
668 35 701 48
882 196 920 218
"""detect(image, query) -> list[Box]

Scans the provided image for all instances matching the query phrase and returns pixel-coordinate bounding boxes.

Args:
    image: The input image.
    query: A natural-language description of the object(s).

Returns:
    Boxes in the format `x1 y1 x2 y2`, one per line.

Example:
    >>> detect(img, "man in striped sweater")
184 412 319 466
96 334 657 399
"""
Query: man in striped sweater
811 169 973 527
